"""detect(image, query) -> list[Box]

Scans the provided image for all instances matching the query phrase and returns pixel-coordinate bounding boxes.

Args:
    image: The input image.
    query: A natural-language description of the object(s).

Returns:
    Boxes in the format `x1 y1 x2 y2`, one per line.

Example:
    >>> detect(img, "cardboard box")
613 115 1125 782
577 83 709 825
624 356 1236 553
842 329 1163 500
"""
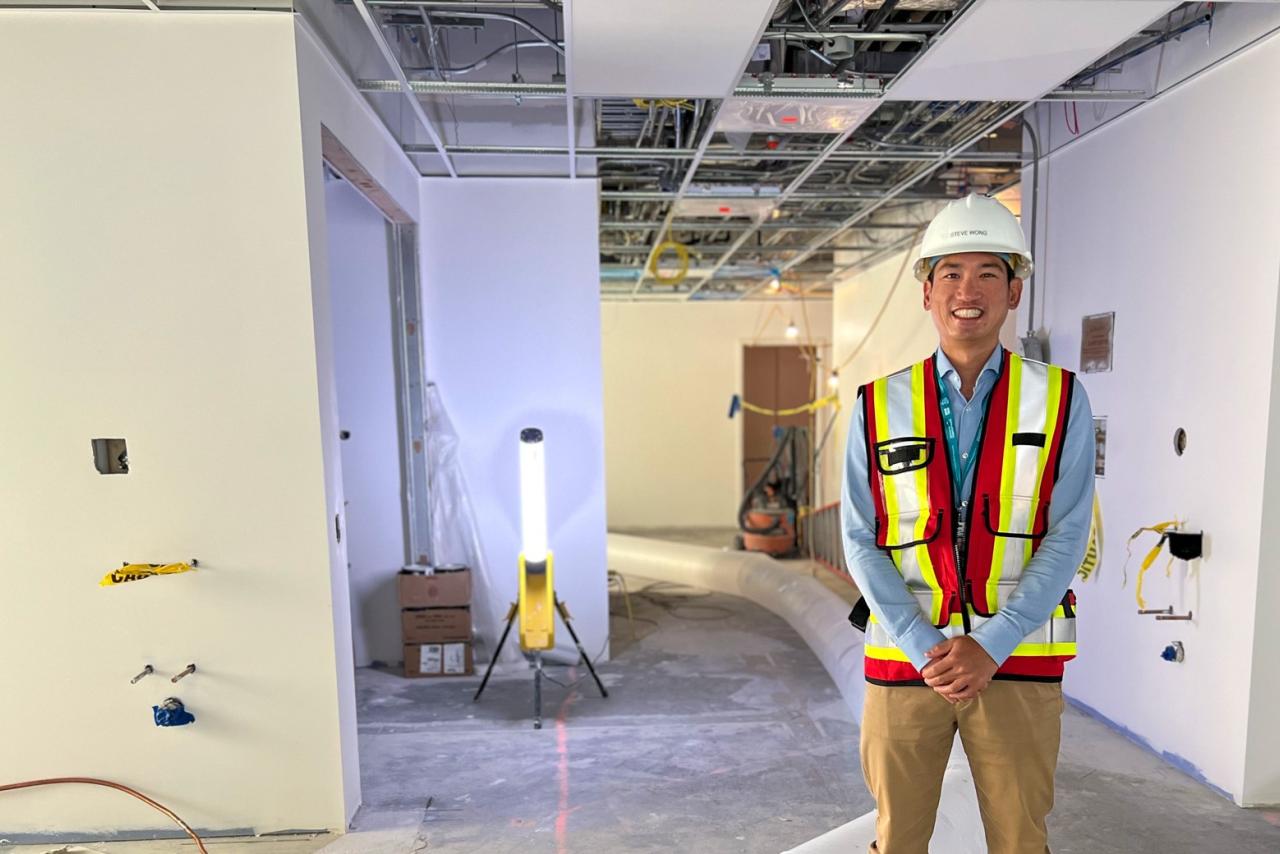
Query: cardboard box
397 565 471 608
404 642 473 678
401 606 471 643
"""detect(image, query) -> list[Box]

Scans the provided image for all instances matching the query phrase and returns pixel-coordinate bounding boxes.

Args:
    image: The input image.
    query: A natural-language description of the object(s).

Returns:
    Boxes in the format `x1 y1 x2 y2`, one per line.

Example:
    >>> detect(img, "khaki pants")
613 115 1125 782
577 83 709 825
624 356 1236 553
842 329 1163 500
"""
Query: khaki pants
861 681 1064 854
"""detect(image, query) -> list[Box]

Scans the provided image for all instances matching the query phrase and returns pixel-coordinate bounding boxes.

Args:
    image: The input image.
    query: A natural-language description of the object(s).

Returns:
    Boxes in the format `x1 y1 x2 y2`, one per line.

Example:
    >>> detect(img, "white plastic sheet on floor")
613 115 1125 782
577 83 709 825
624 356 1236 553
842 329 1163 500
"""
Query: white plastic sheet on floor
607 534 987 854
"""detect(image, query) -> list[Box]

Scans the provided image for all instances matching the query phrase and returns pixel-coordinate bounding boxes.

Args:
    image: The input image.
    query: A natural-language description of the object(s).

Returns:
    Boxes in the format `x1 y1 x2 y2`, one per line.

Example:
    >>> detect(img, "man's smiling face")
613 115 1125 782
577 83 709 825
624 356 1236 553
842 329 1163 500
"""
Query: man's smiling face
922 252 1023 348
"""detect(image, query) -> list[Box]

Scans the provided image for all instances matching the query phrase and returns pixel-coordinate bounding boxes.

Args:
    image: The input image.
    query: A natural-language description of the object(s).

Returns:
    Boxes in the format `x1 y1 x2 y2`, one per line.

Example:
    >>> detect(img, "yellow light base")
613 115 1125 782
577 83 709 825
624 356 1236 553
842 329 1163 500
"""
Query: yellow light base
518 552 555 651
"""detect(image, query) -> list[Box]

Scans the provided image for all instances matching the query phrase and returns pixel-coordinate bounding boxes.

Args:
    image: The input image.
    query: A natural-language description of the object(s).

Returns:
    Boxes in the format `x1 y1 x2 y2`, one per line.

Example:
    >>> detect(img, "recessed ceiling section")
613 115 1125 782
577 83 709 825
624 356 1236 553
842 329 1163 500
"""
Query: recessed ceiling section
885 0 1179 101
570 0 778 97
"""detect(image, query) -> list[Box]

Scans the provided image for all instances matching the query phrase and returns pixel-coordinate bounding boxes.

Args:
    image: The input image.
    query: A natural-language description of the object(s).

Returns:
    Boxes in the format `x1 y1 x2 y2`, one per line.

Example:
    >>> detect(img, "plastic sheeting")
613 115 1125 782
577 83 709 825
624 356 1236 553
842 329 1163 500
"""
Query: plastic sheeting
425 384 521 663
606 534 987 853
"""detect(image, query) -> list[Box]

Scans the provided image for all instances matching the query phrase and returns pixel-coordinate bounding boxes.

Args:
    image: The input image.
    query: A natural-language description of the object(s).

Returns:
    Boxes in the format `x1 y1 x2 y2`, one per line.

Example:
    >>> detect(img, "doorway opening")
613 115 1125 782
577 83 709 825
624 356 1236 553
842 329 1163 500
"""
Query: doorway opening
322 126 429 672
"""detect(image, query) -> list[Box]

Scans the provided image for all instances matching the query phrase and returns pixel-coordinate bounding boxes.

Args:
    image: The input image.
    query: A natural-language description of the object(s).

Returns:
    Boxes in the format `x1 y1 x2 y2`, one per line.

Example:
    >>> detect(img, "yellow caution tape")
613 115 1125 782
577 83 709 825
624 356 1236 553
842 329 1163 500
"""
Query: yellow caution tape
740 392 841 418
100 562 196 587
1076 493 1104 581
1121 520 1179 609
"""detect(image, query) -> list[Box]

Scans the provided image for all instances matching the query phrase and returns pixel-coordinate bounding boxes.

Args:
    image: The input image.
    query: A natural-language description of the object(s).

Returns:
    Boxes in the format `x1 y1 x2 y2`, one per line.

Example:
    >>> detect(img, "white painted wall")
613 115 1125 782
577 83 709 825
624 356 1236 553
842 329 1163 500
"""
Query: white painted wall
601 301 832 529
419 178 609 662
0 10 349 836
325 177 405 668
1020 31 1280 805
828 249 940 506
296 14 427 821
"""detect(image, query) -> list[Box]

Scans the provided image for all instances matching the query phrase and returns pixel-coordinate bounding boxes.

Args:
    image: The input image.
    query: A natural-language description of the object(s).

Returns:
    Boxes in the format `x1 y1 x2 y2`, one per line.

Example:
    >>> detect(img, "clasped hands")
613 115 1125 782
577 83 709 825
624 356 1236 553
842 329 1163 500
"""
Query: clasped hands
921 636 998 703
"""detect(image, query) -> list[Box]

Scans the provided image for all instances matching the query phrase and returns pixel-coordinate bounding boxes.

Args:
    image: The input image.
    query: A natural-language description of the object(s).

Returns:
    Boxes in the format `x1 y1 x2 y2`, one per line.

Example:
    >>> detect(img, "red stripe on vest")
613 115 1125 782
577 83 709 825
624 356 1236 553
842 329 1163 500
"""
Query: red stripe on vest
996 654 1072 679
864 657 924 683
861 385 889 547
921 357 959 614
865 653 1073 683
964 351 1012 615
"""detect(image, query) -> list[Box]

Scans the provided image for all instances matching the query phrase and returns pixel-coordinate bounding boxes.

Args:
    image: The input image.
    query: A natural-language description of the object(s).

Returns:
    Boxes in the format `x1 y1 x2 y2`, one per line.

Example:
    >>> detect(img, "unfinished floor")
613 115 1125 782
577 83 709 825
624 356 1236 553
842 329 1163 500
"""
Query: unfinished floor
5 534 1279 853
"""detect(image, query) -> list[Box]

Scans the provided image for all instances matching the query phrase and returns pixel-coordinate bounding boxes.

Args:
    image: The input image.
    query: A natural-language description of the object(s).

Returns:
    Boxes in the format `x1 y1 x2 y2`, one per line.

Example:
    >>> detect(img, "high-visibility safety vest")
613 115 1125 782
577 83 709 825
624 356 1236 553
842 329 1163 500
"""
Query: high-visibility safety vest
859 350 1078 685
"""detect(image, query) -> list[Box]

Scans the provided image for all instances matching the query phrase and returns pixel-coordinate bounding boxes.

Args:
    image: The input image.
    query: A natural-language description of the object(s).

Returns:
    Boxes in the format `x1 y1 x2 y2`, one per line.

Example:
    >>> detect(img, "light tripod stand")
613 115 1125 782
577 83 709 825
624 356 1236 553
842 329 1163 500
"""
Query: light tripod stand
473 590 608 729
471 427 608 729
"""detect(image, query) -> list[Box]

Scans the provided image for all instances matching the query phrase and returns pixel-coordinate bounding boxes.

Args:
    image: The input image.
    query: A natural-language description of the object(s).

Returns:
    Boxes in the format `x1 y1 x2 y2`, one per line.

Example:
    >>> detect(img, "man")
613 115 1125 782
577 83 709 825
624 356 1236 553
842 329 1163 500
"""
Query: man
841 193 1094 854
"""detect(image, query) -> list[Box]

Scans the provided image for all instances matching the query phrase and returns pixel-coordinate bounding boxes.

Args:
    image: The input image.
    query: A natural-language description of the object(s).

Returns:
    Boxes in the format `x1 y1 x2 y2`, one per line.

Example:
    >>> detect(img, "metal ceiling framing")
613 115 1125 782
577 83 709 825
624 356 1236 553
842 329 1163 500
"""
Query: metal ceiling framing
321 0 1186 300
352 0 458 177
626 9 777 296
680 118 873 300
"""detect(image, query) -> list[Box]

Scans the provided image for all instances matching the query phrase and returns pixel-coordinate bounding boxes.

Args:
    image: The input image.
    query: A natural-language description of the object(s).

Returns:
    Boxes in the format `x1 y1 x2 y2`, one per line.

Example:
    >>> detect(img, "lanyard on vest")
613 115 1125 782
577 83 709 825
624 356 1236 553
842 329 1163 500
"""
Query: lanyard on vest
935 368 984 502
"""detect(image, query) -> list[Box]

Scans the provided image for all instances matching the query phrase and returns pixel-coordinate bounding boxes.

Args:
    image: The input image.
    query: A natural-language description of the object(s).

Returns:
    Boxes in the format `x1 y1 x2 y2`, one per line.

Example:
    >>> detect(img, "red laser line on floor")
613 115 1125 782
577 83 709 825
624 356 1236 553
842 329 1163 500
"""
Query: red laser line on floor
555 667 579 854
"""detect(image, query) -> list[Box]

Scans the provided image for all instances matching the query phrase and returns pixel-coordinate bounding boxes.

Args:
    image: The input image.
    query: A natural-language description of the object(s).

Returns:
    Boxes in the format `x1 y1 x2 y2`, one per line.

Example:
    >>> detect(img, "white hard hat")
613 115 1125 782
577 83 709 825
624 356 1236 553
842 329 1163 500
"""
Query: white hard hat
913 193 1033 282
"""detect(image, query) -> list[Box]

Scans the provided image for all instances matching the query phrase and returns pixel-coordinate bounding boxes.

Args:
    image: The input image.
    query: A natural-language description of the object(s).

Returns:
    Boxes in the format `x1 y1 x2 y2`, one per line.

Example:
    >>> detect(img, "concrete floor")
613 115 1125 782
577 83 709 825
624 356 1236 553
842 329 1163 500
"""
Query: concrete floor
351 575 864 853
8 530 1278 853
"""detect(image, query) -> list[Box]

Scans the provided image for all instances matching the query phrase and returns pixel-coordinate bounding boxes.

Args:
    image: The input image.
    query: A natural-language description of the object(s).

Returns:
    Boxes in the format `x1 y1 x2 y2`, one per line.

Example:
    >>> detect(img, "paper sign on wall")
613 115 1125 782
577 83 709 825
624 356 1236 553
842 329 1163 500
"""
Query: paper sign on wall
1081 312 1115 373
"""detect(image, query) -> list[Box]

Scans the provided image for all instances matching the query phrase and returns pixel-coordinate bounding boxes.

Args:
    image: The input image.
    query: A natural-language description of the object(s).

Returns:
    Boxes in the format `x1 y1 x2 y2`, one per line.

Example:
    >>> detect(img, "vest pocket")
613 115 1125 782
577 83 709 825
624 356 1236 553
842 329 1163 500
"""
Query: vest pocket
981 494 1050 539
876 507 943 551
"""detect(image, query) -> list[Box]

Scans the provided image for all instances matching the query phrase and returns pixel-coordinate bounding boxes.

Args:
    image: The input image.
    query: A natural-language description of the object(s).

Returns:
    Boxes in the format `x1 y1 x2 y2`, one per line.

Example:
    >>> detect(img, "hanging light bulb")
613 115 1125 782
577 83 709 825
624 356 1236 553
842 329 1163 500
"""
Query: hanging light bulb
827 370 840 390
767 267 782 293
785 320 799 339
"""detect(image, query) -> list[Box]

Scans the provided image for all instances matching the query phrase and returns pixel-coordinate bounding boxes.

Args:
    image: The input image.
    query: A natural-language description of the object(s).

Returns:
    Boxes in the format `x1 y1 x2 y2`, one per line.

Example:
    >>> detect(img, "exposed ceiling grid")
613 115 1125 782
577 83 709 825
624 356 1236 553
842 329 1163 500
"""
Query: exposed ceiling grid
287 0 1197 299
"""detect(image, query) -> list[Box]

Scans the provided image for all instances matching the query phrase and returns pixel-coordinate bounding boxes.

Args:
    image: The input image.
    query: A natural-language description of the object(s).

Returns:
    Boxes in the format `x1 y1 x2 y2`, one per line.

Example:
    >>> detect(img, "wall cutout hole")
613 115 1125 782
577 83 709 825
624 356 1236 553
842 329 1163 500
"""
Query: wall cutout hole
92 438 130 474
1173 428 1188 457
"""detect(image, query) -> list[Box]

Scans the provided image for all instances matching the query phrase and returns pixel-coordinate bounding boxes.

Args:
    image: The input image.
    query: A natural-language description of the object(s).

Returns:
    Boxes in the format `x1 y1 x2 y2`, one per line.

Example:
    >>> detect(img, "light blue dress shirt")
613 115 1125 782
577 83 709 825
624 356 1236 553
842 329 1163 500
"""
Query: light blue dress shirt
840 345 1095 671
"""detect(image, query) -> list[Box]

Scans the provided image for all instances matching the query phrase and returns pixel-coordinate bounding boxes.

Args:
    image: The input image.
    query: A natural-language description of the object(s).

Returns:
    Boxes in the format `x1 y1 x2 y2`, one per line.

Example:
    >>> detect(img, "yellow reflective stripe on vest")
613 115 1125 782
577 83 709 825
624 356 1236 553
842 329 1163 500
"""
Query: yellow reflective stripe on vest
985 357 1065 608
988 356 1021 605
1023 367 1065 568
873 365 944 625
862 610 1079 663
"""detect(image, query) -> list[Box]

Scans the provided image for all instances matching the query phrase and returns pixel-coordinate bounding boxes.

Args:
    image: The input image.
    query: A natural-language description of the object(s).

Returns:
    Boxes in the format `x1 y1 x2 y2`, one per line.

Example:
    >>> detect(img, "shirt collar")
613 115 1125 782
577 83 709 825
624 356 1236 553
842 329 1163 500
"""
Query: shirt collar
936 344 1004 390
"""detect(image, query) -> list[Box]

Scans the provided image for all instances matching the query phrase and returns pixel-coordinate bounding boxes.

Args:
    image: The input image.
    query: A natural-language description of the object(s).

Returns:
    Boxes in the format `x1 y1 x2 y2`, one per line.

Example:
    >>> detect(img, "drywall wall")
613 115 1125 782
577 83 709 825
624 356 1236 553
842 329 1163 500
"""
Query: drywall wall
325 176 405 668
1247 267 1280 807
295 13 426 822
418 178 609 663
1019 29 1280 804
601 300 832 529
0 10 349 836
827 248 939 507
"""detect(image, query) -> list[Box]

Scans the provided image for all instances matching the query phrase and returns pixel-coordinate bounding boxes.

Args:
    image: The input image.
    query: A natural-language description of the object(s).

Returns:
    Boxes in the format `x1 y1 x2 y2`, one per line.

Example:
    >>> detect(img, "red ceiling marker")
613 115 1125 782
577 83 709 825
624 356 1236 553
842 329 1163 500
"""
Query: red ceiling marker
781 115 798 125
718 206 732 215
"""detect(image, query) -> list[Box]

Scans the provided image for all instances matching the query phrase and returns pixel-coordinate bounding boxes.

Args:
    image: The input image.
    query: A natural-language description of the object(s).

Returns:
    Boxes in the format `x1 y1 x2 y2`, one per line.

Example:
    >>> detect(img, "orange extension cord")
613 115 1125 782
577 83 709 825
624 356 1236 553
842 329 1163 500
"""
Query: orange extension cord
0 777 208 853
